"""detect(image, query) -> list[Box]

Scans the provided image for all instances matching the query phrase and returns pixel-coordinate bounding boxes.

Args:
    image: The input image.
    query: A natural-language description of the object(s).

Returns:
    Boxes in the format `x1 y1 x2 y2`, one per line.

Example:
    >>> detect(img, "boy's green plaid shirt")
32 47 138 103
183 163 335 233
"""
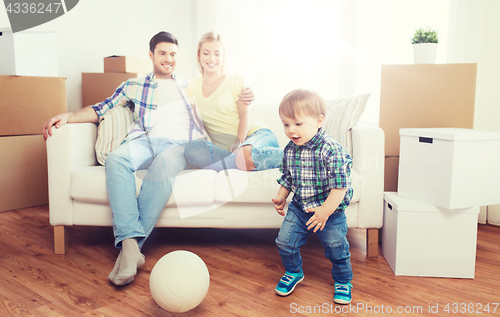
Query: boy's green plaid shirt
278 127 353 212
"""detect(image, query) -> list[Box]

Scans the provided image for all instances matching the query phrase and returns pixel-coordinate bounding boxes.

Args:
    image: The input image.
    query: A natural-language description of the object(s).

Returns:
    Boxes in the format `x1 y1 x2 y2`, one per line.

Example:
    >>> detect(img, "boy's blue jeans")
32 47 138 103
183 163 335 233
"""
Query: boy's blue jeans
184 128 283 172
105 135 188 249
276 200 353 284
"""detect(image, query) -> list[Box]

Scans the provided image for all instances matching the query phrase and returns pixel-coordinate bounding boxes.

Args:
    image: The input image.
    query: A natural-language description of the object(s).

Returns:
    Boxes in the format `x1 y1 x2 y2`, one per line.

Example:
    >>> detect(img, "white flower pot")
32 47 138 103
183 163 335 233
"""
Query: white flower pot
413 43 438 64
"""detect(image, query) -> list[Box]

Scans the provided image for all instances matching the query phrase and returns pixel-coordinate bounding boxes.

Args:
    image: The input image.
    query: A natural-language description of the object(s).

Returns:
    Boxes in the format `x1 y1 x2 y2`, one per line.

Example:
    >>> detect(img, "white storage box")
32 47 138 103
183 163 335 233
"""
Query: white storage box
398 128 500 209
0 29 58 77
382 192 479 278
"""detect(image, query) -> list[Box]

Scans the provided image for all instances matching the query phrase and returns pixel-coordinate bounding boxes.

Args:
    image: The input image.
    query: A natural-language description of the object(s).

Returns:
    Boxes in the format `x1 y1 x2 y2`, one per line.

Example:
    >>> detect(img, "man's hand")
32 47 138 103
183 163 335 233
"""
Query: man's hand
42 112 71 140
238 86 254 105
272 196 287 216
42 106 99 140
305 205 333 233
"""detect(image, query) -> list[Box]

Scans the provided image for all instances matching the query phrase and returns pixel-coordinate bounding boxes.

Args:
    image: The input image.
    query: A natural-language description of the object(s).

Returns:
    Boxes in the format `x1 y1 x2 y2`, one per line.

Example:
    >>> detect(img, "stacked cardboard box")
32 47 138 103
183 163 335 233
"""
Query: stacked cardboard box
382 127 500 278
398 128 500 209
379 64 488 278
382 192 479 278
379 64 477 191
0 29 66 212
0 76 67 212
0 29 58 77
103 55 151 74
1 76 66 136
82 56 150 107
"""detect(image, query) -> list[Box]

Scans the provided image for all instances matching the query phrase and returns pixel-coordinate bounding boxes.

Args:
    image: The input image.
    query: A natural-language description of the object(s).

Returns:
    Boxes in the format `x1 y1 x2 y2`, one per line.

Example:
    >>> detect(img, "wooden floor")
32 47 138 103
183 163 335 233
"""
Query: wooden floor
1 205 499 317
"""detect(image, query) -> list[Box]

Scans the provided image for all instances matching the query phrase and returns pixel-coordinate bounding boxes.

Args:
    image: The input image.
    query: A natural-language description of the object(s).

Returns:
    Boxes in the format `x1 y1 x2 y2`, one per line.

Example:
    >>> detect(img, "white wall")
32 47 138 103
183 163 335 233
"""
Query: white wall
193 0 345 105
448 0 500 132
188 0 452 124
355 0 450 124
1 0 197 112
1 0 498 126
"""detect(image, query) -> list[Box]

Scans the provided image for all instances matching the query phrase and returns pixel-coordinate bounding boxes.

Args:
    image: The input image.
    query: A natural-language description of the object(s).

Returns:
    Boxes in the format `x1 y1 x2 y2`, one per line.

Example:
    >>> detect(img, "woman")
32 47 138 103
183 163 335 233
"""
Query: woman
185 32 282 172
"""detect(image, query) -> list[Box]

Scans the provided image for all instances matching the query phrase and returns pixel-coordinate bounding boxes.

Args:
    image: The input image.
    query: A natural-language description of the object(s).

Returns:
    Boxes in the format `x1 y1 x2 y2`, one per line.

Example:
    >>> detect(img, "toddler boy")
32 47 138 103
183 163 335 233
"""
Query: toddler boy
272 89 354 304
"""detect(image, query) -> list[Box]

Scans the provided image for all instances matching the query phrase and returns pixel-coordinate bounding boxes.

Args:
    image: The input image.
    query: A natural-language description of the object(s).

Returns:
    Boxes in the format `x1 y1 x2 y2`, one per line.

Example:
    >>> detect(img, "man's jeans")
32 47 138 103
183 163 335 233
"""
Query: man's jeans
275 200 353 284
184 128 283 172
105 135 188 249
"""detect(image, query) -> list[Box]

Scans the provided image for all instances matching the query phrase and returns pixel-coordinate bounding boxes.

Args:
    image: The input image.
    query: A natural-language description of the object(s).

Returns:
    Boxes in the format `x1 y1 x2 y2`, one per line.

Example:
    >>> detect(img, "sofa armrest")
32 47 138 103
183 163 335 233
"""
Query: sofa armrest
351 123 385 228
46 123 98 226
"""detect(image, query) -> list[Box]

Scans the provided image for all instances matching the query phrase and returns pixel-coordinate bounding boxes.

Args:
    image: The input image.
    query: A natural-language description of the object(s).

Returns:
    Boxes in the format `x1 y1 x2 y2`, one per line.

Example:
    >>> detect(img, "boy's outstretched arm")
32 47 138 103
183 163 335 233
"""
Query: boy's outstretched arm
272 186 291 216
306 188 348 233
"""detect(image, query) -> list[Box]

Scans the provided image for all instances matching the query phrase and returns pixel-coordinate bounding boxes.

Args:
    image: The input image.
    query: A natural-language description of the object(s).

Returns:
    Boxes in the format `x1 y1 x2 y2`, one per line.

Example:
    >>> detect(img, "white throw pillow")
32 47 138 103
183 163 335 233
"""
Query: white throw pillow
95 105 136 165
323 93 370 154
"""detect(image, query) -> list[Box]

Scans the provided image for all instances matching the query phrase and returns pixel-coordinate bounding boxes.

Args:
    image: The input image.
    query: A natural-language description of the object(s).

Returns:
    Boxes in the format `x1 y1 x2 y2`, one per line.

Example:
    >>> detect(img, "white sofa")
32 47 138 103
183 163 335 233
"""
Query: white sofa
46 102 385 257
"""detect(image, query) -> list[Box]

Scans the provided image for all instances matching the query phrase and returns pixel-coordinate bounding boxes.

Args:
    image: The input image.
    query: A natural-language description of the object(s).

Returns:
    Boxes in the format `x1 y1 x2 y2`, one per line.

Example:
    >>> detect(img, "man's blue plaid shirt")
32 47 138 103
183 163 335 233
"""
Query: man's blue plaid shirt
278 127 353 212
91 73 206 144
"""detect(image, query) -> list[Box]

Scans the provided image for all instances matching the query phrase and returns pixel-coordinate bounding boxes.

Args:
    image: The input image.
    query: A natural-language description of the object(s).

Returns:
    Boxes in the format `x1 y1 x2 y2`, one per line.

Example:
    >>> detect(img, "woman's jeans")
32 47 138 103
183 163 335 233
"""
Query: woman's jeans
105 135 188 249
275 200 353 284
184 128 283 172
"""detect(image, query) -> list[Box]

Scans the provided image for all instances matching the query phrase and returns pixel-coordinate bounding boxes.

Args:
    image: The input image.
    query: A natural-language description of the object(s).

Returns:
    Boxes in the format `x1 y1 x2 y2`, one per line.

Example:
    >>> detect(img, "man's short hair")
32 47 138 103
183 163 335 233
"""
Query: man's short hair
279 89 326 119
149 31 178 52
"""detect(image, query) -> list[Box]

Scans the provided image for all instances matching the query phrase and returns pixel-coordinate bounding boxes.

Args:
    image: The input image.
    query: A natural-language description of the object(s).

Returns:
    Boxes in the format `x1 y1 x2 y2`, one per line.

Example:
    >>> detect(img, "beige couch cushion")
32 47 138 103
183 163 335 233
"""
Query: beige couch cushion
69 167 360 208
323 93 371 155
95 105 137 165
69 167 217 206
214 169 360 204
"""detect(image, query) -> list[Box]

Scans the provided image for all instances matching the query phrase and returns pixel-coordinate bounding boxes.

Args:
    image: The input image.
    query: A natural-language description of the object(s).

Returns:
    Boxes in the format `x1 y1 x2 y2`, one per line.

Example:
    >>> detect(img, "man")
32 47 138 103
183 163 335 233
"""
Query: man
42 31 253 286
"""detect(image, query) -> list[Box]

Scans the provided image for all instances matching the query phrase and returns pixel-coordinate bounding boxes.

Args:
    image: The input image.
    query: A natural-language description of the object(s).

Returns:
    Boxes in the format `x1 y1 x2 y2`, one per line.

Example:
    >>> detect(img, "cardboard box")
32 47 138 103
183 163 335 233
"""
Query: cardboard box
382 192 479 278
0 75 67 136
0 29 58 77
82 72 145 107
104 56 151 74
0 134 48 212
380 64 476 157
384 156 399 192
398 128 500 209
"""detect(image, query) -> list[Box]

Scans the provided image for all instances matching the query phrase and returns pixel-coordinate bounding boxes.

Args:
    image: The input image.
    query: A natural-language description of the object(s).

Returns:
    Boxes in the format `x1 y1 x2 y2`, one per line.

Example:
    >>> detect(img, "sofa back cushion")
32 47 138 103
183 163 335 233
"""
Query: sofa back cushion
95 105 136 165
93 93 369 165
323 93 370 154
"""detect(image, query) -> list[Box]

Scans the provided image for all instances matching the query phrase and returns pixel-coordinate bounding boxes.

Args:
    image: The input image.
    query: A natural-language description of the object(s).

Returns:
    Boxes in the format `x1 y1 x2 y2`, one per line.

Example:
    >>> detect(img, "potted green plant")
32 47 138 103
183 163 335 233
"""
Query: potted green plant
411 27 438 64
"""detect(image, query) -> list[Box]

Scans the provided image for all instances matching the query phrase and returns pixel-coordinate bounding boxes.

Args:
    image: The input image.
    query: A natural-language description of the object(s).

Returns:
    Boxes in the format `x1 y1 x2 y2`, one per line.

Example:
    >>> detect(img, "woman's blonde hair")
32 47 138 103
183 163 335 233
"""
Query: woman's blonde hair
197 31 227 75
279 89 326 119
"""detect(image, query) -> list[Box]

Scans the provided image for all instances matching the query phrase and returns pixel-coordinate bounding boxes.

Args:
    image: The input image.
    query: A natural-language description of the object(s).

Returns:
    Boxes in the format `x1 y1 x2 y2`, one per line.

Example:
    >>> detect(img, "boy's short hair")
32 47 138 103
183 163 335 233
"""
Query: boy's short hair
149 31 178 53
279 89 326 119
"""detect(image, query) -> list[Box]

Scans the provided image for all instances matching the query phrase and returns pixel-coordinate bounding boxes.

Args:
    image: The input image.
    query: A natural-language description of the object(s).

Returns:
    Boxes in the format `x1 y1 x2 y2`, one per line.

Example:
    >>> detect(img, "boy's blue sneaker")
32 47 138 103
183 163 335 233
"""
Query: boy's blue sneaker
275 271 304 296
333 282 353 304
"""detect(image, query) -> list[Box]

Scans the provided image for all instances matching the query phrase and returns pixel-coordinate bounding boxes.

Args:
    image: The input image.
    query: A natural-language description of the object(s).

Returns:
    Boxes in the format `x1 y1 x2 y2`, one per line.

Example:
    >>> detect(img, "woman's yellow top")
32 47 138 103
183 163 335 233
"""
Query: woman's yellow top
188 74 266 150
